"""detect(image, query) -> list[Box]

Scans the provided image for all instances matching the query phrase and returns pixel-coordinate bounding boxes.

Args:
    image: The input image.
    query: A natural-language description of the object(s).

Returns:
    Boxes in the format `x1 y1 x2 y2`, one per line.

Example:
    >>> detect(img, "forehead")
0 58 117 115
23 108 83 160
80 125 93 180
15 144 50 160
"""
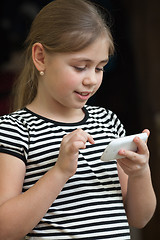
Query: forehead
45 37 109 64
67 37 109 62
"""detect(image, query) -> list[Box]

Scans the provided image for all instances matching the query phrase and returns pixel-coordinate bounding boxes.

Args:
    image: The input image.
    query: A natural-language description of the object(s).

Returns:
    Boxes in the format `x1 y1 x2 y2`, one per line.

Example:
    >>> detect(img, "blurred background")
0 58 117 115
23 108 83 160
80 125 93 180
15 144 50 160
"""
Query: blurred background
0 0 160 239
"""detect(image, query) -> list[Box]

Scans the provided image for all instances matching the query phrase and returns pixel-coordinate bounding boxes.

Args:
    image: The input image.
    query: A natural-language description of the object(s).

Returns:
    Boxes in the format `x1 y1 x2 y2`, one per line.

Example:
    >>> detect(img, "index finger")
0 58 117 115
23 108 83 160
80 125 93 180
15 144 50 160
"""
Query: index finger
73 129 95 145
86 133 95 145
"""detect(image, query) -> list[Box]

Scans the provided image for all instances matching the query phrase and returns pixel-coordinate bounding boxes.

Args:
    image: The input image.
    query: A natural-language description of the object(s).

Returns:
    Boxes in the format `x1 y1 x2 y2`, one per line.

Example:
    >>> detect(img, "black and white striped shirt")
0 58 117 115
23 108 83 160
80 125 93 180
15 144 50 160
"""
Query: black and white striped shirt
0 105 130 239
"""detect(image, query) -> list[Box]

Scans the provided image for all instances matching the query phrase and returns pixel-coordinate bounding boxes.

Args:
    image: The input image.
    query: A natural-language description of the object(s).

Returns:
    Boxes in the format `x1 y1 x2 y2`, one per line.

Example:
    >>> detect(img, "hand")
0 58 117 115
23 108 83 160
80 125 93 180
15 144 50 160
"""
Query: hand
117 129 150 178
55 129 94 179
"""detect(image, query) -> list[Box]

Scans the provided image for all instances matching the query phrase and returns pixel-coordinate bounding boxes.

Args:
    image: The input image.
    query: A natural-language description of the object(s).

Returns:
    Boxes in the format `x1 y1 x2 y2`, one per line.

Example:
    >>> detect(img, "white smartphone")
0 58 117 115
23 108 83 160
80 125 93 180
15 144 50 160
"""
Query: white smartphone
100 132 148 162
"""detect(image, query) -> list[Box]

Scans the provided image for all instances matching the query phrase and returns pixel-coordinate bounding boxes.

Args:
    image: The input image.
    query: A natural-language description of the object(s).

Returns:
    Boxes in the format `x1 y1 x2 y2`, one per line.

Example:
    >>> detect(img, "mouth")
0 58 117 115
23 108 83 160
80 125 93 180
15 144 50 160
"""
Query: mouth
79 92 90 96
75 91 92 100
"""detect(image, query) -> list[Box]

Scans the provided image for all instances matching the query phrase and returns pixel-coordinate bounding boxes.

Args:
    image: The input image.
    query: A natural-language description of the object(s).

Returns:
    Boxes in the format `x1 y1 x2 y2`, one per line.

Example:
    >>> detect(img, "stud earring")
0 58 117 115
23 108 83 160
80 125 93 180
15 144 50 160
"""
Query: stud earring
40 71 44 76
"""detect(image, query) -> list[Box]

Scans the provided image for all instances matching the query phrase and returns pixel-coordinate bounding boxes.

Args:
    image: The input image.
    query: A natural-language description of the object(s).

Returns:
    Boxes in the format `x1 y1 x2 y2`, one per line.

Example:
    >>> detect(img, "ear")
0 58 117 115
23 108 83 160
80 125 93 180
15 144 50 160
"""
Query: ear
32 43 45 72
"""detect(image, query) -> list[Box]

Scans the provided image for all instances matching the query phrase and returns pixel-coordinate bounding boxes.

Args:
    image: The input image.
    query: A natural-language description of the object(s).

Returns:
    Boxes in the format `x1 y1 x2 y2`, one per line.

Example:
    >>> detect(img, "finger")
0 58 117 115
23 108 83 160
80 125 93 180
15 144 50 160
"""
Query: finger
62 129 84 143
71 140 87 151
133 136 149 155
63 129 94 148
117 157 146 177
142 129 150 144
75 129 87 143
118 149 136 160
73 129 95 145
118 149 143 163
86 133 95 145
142 129 150 137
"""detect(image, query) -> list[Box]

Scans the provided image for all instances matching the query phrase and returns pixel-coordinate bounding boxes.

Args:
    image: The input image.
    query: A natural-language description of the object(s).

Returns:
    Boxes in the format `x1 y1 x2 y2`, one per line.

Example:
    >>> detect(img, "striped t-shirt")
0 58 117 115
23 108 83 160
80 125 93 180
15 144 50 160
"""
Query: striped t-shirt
0 105 130 239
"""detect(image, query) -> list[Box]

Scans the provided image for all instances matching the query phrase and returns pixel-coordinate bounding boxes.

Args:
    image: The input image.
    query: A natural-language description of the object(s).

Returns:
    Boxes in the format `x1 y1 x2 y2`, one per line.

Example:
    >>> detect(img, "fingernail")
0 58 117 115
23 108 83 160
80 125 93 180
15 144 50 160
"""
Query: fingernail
119 150 125 155
135 137 140 142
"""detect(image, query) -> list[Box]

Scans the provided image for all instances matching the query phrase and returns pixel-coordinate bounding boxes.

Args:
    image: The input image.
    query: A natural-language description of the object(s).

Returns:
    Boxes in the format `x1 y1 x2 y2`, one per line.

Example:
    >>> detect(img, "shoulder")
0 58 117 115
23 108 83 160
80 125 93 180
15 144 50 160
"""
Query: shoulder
85 105 118 122
85 104 110 115
85 105 126 137
0 109 31 134
0 109 31 163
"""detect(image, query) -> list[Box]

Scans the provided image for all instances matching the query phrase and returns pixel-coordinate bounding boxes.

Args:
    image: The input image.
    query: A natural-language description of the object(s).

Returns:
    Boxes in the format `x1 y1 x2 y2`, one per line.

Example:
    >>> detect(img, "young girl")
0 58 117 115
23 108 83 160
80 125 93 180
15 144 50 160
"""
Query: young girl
0 0 156 239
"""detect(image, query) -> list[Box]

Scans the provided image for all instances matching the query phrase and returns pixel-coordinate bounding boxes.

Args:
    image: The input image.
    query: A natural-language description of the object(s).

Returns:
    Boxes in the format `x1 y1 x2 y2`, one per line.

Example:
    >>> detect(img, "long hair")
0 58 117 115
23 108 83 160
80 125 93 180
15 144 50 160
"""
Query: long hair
11 0 114 111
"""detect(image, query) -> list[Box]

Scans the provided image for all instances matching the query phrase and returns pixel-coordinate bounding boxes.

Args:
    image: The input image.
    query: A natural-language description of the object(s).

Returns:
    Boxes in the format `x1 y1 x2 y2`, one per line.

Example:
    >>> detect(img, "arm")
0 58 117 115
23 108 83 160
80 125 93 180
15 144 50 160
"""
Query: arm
0 154 69 240
0 129 94 240
117 129 156 228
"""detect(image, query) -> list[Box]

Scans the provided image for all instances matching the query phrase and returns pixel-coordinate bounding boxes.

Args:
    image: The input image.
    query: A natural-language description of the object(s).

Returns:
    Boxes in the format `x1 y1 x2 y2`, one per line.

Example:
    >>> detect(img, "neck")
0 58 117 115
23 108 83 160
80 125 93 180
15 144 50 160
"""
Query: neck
27 97 85 123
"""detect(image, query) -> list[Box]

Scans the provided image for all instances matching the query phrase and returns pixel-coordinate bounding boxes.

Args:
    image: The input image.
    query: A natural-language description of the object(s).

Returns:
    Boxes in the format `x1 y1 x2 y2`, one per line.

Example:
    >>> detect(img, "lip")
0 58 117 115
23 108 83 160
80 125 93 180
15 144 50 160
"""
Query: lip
74 91 92 100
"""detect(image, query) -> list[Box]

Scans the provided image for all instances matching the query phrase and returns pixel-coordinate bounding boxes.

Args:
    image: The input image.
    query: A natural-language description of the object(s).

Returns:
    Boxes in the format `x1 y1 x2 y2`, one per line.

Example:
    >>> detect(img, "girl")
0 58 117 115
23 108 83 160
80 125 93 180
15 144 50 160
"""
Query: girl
0 0 156 239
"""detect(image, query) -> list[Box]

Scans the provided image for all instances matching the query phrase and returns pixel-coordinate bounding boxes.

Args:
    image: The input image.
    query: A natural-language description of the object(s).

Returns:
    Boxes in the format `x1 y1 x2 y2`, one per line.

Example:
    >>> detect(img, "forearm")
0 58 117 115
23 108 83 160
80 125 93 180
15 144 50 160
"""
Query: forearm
0 164 69 240
125 165 156 228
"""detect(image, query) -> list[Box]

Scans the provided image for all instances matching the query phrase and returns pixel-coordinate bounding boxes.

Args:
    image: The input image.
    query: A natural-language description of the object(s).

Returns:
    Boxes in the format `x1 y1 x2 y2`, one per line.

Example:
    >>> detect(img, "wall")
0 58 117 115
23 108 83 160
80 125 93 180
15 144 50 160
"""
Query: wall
122 0 160 239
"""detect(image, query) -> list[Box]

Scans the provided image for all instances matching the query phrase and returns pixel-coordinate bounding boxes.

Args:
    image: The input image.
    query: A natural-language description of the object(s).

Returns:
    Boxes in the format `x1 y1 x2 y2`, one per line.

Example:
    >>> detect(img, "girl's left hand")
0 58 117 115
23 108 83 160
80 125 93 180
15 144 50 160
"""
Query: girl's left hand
117 129 150 177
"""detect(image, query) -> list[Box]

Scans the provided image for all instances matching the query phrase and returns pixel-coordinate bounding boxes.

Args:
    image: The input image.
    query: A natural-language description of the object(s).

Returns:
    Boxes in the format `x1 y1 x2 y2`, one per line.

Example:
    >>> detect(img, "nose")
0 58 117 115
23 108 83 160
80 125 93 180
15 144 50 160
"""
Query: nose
82 70 99 86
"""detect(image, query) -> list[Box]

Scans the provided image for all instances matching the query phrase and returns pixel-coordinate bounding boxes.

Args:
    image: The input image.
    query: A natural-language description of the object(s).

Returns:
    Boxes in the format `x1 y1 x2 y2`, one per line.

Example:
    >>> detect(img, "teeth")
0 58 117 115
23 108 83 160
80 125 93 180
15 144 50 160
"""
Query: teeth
80 92 89 96
75 91 90 96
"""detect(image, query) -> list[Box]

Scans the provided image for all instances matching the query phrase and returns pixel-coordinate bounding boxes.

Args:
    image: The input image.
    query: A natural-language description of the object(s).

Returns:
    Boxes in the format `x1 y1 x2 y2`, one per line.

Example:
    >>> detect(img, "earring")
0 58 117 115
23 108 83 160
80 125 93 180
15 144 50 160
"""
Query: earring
40 71 44 76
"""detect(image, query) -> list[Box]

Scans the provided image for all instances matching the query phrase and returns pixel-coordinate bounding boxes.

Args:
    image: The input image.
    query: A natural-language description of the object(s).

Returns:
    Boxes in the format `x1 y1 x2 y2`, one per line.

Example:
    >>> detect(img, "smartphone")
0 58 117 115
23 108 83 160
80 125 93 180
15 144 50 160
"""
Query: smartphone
100 132 148 162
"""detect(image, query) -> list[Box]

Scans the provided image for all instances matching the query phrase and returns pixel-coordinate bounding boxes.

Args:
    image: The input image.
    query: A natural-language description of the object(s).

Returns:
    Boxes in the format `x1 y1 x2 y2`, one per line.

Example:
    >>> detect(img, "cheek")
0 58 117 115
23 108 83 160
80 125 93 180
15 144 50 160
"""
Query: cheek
93 76 103 94
96 75 103 88
62 70 80 88
55 74 79 96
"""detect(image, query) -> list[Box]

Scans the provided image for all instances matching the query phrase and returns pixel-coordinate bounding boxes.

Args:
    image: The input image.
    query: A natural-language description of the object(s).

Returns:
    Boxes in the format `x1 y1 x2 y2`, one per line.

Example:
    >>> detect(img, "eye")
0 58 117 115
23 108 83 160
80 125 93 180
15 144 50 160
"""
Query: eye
74 66 86 72
95 67 105 72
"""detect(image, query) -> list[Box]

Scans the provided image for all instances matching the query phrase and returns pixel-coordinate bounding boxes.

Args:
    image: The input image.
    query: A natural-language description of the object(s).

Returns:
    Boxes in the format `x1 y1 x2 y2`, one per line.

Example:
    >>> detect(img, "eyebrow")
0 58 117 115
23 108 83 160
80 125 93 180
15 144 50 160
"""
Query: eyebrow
71 58 109 64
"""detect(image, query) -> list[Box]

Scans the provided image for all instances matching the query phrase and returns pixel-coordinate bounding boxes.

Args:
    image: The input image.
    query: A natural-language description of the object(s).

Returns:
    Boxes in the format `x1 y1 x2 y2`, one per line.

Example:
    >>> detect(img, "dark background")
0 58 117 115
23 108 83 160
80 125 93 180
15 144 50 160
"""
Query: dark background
0 0 160 239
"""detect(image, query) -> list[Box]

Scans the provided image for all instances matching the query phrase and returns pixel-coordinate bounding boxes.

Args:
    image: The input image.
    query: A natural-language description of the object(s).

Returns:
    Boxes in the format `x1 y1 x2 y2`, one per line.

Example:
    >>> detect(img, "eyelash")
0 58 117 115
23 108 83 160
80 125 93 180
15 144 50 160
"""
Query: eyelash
96 67 105 72
74 66 105 72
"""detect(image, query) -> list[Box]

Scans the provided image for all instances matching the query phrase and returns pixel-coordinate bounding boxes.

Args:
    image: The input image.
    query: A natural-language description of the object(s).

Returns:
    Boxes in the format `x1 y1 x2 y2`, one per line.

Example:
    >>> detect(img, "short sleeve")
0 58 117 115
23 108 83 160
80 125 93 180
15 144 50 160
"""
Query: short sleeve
110 110 126 138
0 115 29 165
102 108 126 138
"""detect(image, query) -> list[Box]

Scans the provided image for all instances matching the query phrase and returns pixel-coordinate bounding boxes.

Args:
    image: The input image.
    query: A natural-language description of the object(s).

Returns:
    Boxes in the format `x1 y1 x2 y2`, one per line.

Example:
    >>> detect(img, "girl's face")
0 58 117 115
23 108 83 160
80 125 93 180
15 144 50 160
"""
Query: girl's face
37 37 109 116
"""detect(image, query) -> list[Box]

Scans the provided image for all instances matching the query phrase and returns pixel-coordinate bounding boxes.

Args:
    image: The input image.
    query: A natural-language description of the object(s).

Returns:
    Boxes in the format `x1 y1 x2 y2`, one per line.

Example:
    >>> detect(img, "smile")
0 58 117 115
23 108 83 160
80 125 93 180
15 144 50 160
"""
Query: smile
79 92 90 96
75 91 92 100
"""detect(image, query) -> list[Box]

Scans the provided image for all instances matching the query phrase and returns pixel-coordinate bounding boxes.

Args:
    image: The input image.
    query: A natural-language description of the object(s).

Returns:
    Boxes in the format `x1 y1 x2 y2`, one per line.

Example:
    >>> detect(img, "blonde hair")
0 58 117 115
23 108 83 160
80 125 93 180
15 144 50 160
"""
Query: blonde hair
12 0 114 111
